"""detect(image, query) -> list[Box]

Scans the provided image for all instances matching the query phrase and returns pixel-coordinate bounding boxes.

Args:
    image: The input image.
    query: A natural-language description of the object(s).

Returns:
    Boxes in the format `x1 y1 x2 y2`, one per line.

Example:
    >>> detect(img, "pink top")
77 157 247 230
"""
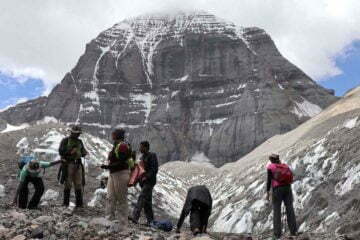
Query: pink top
267 163 287 188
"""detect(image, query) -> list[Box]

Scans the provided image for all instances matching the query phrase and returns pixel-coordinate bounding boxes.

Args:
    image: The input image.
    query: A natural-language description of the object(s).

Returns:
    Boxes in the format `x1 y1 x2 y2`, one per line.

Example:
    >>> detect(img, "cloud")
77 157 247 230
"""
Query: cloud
0 0 359 95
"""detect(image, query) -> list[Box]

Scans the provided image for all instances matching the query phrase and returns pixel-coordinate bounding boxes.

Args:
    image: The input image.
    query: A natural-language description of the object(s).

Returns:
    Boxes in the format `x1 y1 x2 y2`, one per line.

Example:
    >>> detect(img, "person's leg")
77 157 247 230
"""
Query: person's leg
199 205 209 233
115 170 130 230
272 188 283 238
190 207 201 236
18 178 29 209
132 183 147 223
63 164 73 206
284 186 297 236
74 166 83 207
106 173 116 219
28 177 44 209
143 184 154 224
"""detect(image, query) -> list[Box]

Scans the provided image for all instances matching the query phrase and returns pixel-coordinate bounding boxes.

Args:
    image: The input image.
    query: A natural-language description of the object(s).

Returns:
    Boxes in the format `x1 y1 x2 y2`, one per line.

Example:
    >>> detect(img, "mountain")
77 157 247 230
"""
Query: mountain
158 86 360 239
0 11 337 166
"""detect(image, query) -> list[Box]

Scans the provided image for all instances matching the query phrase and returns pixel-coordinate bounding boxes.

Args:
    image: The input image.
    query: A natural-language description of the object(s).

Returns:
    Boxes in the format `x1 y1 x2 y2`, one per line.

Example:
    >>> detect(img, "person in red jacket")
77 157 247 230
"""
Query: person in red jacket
266 154 297 239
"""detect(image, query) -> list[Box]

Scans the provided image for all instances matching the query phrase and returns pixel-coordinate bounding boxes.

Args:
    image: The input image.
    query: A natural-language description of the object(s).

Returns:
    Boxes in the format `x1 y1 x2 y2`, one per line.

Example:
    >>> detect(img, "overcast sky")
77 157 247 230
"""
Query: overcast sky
0 0 360 95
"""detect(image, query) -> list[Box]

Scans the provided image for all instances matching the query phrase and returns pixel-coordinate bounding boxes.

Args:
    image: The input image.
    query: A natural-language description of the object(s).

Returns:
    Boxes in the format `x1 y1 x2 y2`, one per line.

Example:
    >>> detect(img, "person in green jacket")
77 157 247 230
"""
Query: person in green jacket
13 159 62 209
58 125 88 208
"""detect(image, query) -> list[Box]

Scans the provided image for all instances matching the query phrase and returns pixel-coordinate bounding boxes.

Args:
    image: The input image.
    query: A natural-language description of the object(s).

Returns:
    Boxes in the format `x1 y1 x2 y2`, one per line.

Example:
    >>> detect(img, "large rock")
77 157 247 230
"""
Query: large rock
41 189 59 202
0 11 338 166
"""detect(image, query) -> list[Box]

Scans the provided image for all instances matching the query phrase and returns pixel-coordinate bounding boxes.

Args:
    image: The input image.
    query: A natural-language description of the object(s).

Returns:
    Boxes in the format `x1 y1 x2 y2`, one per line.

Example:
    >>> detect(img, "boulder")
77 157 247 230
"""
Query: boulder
89 217 113 228
42 189 59 202
32 215 53 224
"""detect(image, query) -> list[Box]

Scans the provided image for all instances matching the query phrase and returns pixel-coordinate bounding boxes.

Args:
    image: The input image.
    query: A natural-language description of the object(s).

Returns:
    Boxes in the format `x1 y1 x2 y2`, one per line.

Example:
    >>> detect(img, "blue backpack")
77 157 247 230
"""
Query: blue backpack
18 155 35 170
152 220 173 232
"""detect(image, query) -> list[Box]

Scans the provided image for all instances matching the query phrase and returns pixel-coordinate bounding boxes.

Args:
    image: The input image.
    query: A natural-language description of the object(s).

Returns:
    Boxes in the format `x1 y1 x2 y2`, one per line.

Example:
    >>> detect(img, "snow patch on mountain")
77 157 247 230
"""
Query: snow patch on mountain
343 117 358 129
131 93 153 123
291 98 322 118
1 123 29 133
191 152 211 163
36 116 59 125
14 129 112 166
335 163 360 196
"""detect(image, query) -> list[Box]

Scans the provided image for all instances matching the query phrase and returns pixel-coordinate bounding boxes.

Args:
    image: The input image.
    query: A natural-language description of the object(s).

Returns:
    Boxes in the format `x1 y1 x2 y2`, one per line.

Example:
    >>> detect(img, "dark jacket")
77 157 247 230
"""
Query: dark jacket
108 141 130 173
141 152 158 186
266 169 273 192
59 137 87 162
177 185 213 229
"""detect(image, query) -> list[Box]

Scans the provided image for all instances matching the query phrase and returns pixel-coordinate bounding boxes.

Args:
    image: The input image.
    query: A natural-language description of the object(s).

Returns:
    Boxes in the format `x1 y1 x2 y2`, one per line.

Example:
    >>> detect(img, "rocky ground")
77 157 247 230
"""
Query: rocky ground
0 202 261 240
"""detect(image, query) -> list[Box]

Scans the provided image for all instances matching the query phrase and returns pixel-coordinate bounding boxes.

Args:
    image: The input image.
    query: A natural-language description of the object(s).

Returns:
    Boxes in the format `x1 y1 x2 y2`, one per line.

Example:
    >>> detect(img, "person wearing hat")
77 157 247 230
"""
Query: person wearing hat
58 125 88 208
266 154 297 239
13 159 62 209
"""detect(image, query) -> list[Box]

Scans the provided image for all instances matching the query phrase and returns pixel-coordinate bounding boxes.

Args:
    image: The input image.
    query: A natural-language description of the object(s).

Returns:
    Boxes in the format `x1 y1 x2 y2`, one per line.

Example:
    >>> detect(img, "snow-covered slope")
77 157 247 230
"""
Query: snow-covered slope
157 87 360 239
0 87 358 239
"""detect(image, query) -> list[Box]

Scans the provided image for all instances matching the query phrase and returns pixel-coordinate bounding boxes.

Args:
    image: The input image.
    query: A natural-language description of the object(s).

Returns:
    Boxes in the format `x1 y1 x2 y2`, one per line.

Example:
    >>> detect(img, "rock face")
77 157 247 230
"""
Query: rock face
0 11 337 166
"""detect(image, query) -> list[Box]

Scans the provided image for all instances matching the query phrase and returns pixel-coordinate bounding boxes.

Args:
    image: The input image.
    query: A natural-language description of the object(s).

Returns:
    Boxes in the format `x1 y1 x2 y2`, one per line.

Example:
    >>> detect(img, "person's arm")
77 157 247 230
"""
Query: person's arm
177 191 192 232
266 169 272 201
39 160 62 169
80 140 88 157
58 138 69 158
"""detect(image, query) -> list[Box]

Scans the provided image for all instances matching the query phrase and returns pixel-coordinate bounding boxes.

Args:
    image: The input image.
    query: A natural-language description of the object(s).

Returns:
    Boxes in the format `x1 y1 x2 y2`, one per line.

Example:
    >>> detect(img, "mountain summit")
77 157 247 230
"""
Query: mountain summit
0 11 337 166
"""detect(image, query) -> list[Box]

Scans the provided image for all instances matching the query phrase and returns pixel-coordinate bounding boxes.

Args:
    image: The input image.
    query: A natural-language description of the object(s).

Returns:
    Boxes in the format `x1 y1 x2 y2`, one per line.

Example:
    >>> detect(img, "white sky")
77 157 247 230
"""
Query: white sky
0 0 359 94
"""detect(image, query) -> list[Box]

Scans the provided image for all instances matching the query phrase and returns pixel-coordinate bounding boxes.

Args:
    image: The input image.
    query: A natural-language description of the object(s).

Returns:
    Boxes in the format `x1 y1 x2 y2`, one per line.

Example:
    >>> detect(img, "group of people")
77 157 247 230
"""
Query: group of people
12 125 298 239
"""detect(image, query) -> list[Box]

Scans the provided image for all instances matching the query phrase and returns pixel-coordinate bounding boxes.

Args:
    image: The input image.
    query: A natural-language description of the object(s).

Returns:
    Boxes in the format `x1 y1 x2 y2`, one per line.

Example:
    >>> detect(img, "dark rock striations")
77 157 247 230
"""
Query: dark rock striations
0 11 337 166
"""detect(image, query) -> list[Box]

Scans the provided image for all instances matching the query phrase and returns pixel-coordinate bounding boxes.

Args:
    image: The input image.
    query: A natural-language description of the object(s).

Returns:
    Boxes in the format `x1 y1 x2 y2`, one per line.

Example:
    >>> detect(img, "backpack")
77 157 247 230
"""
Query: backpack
152 220 173 232
18 155 35 170
272 164 293 185
115 141 135 169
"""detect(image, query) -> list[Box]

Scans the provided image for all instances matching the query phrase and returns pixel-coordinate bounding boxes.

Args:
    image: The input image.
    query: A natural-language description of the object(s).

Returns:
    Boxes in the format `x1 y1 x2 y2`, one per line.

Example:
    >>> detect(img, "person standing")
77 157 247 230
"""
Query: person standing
176 185 212 236
13 159 62 209
266 154 297 239
58 125 88 208
129 141 159 225
101 129 132 231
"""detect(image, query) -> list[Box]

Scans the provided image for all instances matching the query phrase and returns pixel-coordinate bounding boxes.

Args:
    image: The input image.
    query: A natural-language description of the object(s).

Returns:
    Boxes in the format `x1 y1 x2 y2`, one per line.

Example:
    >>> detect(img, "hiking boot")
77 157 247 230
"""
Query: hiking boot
128 216 138 224
193 228 201 236
63 189 70 207
75 189 83 208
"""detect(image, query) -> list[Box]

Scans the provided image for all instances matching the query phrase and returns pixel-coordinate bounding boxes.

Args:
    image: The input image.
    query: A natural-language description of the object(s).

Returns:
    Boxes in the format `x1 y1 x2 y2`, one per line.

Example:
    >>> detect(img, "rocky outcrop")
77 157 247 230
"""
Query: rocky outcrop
0 11 338 166
0 118 6 132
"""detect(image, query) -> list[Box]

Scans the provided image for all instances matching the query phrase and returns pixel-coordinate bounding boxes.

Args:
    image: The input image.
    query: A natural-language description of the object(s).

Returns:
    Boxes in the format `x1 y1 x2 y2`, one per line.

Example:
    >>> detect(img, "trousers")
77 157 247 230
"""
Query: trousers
107 170 130 229
132 182 155 224
18 176 44 209
272 185 297 238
